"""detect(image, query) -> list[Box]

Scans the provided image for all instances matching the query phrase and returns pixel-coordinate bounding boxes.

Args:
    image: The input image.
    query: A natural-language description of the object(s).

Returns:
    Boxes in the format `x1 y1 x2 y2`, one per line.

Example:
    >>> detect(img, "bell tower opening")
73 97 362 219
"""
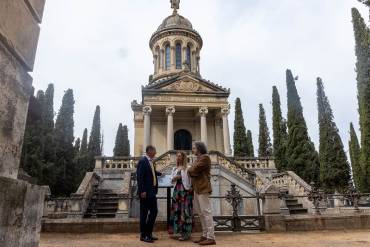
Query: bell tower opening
174 129 192 151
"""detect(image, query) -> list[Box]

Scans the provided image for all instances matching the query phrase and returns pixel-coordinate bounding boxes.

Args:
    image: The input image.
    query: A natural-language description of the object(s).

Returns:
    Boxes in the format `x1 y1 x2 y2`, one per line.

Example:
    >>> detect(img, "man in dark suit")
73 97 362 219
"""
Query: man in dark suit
136 145 162 243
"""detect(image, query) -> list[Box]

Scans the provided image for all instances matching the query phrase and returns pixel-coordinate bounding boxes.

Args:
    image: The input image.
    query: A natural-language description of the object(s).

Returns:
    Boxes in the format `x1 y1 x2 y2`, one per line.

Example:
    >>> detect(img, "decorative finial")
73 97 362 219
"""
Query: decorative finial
171 0 180 14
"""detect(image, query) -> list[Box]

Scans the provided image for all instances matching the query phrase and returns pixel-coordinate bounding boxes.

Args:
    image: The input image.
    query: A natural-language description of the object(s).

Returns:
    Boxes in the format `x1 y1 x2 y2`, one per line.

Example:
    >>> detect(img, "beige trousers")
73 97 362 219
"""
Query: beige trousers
193 192 215 240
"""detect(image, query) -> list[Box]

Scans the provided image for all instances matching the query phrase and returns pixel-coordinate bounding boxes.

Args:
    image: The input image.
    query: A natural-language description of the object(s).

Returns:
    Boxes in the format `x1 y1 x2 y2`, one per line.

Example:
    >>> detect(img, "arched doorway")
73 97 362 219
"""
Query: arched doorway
174 129 192 151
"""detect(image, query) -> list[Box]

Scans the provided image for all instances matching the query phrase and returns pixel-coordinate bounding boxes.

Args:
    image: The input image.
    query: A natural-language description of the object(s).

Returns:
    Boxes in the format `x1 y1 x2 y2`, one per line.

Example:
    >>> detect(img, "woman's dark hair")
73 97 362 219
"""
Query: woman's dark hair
194 142 208 155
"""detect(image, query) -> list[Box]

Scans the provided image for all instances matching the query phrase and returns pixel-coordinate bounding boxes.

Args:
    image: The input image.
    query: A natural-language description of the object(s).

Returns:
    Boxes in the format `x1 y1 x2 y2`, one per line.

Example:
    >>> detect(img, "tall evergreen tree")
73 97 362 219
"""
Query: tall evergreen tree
114 124 124 156
75 129 89 187
317 78 350 192
74 138 81 156
54 89 76 196
20 94 44 183
272 86 288 171
42 84 55 158
80 128 88 156
258 104 273 157
122 125 130 156
246 130 255 157
286 69 320 183
233 98 248 156
349 123 362 190
352 8 370 192
40 84 56 187
114 124 130 156
88 106 102 171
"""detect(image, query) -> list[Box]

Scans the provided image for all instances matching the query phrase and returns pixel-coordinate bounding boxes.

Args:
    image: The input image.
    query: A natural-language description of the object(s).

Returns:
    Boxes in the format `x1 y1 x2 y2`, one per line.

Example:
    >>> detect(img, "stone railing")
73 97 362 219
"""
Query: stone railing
68 172 101 218
43 197 71 219
271 171 315 213
95 156 141 170
209 151 256 186
234 157 276 171
153 150 177 172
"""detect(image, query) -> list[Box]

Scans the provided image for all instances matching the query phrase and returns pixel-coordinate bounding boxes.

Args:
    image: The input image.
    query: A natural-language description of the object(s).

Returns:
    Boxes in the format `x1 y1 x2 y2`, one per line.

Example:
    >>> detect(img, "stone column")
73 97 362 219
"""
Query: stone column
221 105 232 156
160 49 164 71
171 45 175 69
199 106 209 145
143 106 152 153
166 106 176 150
182 47 187 70
153 54 158 74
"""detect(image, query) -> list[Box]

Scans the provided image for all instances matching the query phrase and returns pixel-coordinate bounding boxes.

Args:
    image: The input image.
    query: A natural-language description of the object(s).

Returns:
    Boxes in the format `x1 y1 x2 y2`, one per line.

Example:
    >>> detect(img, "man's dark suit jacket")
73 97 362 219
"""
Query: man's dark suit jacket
136 156 162 198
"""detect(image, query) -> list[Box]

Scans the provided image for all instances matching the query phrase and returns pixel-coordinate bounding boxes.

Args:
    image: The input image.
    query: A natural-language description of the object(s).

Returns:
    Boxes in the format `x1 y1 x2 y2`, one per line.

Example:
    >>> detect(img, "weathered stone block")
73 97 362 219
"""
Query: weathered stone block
0 177 45 247
0 42 33 179
0 0 41 71
24 0 46 23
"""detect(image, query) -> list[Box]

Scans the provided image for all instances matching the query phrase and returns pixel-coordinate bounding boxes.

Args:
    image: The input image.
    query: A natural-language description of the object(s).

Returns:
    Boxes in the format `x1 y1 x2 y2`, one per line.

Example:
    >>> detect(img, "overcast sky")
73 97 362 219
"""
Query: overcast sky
32 0 368 156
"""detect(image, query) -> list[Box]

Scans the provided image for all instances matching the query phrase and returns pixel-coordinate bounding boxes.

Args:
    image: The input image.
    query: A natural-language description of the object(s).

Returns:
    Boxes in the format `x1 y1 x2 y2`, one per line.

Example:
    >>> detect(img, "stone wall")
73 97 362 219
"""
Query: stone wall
0 0 45 179
0 0 46 246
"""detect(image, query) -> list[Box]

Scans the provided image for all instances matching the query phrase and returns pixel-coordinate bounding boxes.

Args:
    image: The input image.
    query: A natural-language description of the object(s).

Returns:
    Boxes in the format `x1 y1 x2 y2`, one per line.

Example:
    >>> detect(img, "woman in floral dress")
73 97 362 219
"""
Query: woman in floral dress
168 152 193 241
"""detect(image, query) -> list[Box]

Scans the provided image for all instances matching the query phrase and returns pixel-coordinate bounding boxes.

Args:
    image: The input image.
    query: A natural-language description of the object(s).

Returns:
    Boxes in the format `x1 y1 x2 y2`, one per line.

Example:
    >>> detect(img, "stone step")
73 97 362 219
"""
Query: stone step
289 208 308 214
84 212 116 218
86 209 117 214
90 201 118 206
286 202 303 208
91 196 119 201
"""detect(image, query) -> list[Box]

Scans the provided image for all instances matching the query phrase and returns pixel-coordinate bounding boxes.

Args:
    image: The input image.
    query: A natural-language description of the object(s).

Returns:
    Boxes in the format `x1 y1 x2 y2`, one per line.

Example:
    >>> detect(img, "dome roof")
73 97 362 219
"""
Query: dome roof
157 13 193 31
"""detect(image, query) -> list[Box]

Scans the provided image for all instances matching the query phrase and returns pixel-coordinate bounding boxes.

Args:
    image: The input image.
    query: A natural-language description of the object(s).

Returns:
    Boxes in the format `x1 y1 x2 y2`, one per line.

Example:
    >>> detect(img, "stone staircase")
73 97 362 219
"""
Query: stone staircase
285 194 308 215
84 189 119 218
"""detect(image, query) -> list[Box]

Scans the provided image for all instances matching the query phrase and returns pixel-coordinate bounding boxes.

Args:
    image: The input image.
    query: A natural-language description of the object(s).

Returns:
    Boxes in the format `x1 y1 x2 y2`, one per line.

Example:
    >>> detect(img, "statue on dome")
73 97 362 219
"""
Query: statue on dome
171 0 180 14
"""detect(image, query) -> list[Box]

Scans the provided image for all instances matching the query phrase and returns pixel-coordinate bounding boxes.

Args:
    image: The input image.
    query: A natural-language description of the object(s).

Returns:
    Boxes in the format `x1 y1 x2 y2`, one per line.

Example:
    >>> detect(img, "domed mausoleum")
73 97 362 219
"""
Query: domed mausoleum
132 0 232 156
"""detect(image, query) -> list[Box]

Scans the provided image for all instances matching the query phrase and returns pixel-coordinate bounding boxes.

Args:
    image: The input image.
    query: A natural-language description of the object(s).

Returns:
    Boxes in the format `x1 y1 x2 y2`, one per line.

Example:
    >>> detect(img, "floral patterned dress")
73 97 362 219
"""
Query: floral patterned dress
168 170 193 239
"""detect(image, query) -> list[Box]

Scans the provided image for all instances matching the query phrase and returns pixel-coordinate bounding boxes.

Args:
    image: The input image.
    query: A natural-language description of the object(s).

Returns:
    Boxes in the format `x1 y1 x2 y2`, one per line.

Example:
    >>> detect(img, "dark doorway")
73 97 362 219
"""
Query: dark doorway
174 129 192 151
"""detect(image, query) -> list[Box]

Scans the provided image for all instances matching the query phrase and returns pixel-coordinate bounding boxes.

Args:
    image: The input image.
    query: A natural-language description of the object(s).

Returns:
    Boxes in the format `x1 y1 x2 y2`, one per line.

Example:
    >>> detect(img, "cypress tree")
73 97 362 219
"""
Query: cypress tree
114 124 130 156
88 106 102 171
233 98 248 156
349 123 362 190
114 123 124 156
40 84 56 187
286 69 320 183
76 129 89 186
122 125 130 156
80 128 88 156
54 89 76 196
352 8 370 192
317 78 350 192
258 104 273 157
246 130 255 157
20 94 44 183
272 86 288 171
74 138 81 156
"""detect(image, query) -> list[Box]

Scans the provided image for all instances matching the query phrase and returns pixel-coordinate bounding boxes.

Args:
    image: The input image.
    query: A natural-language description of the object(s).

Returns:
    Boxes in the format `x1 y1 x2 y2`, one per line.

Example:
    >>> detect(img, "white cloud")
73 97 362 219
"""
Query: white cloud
32 0 369 156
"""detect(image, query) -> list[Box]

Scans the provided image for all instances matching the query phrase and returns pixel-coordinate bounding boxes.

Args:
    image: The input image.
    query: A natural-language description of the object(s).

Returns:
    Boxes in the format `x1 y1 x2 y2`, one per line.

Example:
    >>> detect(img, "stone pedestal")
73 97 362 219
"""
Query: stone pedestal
0 177 46 247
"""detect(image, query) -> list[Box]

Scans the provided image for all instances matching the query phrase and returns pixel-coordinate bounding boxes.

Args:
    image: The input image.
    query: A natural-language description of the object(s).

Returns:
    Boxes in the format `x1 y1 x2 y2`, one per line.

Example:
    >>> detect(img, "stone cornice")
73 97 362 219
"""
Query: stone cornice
149 28 203 49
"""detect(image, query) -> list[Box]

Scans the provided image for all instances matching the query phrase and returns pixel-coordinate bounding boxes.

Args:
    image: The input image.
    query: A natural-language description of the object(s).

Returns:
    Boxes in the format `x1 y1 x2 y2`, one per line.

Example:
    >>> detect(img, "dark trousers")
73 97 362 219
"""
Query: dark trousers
140 197 158 237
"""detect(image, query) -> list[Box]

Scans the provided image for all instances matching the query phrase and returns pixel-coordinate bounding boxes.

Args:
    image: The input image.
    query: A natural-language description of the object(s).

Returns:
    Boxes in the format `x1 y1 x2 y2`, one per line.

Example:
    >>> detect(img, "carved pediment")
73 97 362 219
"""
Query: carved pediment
162 79 213 92
144 73 230 95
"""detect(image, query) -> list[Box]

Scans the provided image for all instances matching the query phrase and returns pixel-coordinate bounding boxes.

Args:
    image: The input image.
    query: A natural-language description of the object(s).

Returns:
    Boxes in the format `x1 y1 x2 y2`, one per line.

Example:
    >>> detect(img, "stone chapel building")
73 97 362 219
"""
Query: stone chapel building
131 1 232 156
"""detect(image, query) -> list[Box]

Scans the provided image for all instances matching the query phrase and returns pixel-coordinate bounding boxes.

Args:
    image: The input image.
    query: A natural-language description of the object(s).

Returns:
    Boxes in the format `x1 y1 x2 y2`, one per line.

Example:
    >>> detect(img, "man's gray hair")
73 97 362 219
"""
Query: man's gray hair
194 141 208 155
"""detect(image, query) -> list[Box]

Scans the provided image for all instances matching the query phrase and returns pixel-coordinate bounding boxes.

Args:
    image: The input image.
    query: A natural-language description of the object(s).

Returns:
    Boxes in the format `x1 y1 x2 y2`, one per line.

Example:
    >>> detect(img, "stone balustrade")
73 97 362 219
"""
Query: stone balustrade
209 151 256 186
95 156 141 170
234 157 276 171
271 171 315 213
68 172 101 218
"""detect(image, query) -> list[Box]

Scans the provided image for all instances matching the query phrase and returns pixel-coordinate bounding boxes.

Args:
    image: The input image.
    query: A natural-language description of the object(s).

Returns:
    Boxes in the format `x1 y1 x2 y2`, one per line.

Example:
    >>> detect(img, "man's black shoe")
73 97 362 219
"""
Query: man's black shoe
140 236 154 243
149 235 158 241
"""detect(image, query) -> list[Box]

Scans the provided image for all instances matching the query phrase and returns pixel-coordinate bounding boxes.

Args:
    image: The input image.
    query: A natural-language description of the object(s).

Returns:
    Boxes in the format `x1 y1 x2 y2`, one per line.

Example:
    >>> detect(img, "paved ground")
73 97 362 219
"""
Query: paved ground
40 230 370 247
